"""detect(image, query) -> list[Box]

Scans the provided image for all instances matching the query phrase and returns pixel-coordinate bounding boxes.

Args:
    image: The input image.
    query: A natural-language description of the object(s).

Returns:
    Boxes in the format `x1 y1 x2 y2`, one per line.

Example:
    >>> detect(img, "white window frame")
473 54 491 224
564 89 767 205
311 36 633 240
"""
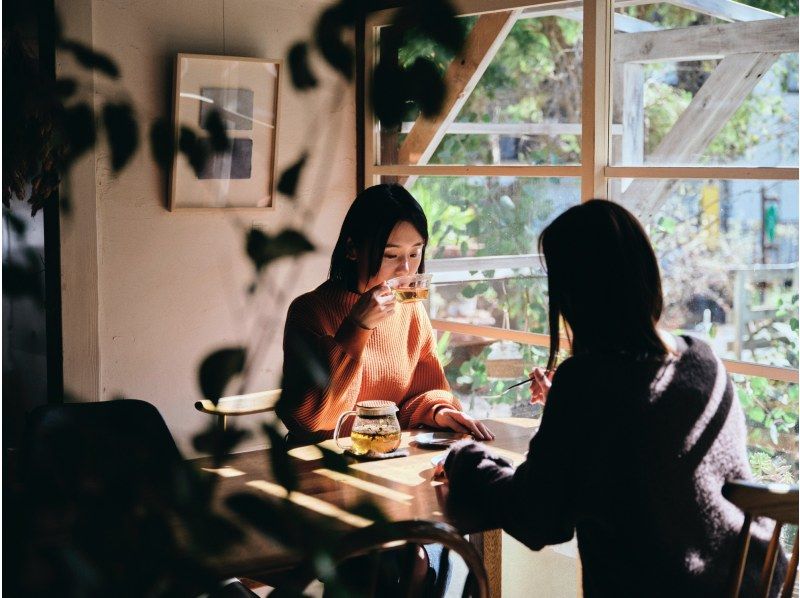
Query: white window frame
363 0 800 385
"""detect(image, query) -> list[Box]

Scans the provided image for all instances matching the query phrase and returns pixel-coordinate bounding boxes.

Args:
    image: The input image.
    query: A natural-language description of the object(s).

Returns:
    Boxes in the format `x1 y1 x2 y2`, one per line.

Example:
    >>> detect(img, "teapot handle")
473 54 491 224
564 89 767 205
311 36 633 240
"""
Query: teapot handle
333 410 358 451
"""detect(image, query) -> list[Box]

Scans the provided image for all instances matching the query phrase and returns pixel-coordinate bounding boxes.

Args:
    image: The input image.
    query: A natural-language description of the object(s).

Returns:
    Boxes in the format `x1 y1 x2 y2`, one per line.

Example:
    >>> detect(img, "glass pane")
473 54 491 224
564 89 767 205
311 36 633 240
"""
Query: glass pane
381 176 579 333
610 179 799 368
611 2 796 167
376 5 583 165
435 331 550 419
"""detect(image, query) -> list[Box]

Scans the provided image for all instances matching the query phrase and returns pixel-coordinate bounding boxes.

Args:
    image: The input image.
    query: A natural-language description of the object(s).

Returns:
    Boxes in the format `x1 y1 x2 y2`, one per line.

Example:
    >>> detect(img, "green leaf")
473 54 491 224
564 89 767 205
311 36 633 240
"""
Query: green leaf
178 127 210 177
201 108 230 153
103 103 139 171
407 57 445 118
246 228 315 271
277 153 307 197
60 40 120 78
461 285 476 298
350 500 388 524
747 407 766 423
192 423 250 466
54 78 77 98
314 4 354 80
371 60 406 129
149 118 175 170
287 42 318 90
658 216 677 234
263 423 298 493
473 281 490 295
790 317 798 332
198 347 246 401
62 103 97 165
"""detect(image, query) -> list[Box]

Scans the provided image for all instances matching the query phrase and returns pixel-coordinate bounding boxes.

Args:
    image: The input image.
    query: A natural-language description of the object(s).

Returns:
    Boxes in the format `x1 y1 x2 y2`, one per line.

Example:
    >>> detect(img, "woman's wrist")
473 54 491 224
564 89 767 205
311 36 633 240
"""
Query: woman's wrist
348 314 374 330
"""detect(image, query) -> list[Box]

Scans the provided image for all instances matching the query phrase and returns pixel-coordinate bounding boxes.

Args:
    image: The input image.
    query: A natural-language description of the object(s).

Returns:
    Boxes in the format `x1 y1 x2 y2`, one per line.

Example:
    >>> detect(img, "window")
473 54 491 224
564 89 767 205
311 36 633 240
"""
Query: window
364 1 799 483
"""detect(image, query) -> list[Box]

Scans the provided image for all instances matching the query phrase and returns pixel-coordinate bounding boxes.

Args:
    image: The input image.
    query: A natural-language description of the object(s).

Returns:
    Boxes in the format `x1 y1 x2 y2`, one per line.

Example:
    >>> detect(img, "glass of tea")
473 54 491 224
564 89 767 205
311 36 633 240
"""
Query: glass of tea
386 273 432 304
333 400 402 456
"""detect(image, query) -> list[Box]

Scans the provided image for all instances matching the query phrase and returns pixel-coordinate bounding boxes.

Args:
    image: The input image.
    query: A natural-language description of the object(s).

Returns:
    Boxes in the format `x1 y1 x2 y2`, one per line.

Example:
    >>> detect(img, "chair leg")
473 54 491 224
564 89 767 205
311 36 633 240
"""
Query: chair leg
758 522 783 598
728 514 752 597
780 537 798 598
218 414 227 431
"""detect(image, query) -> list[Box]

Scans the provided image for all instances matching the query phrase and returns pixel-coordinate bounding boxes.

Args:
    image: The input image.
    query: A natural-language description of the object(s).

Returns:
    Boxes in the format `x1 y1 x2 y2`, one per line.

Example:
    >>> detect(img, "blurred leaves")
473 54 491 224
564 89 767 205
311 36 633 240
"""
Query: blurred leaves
192 423 251 467
149 118 175 169
314 1 357 80
371 56 446 129
178 127 211 178
198 347 246 402
103 103 139 171
263 423 298 493
246 227 315 272
59 40 120 78
319 446 350 473
277 153 307 197
63 103 97 164
288 42 318 90
202 109 230 153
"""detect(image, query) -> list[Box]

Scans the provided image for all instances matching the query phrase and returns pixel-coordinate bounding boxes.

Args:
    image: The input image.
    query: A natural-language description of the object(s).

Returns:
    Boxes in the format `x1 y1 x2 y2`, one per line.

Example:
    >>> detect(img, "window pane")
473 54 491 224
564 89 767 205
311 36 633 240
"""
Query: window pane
610 179 798 368
434 332 550 419
611 2 796 167
381 176 579 333
376 6 583 165
733 375 798 485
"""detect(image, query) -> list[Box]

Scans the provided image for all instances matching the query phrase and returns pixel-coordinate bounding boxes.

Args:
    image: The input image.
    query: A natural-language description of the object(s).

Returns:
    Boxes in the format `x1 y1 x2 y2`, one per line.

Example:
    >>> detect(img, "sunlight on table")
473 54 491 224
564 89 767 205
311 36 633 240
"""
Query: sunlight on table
246 479 373 528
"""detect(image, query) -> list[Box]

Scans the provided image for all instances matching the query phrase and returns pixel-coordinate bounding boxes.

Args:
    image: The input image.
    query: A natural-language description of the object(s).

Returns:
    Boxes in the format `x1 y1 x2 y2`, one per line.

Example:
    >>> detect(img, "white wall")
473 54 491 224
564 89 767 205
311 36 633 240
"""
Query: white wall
58 0 357 455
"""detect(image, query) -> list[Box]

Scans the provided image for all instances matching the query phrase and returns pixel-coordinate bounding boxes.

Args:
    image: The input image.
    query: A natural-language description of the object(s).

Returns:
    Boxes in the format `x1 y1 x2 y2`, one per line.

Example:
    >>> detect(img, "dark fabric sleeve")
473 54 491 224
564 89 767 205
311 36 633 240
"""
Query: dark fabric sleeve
444 360 580 550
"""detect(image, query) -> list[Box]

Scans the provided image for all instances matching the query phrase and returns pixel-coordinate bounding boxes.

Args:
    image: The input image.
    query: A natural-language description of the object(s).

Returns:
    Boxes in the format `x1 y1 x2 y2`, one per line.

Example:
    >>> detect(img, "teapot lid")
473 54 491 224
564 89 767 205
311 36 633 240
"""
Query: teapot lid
355 400 398 416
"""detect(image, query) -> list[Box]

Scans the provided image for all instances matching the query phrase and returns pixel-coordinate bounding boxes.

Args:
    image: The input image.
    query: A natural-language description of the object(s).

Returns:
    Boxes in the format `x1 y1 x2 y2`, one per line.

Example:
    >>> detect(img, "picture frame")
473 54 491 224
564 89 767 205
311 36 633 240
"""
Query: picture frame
169 54 281 211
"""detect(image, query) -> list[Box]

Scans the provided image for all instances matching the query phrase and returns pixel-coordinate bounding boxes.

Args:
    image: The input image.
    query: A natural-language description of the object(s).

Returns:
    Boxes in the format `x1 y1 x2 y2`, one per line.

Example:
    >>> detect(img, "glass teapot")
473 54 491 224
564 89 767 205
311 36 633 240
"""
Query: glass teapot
334 400 402 455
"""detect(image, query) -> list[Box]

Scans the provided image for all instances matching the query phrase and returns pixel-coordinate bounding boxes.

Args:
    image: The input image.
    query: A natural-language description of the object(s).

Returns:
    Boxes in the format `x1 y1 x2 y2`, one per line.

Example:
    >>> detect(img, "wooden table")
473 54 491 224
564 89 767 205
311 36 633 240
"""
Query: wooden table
193 417 538 596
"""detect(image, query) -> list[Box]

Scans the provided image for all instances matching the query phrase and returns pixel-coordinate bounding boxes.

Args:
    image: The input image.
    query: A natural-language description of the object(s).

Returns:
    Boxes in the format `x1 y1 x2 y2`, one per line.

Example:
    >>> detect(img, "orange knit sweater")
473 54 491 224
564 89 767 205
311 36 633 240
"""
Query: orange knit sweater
278 280 461 443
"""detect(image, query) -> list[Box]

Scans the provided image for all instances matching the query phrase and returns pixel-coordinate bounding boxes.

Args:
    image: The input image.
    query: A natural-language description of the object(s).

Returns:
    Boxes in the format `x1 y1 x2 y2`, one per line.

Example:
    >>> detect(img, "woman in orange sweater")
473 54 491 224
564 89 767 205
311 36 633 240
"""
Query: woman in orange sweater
279 184 493 445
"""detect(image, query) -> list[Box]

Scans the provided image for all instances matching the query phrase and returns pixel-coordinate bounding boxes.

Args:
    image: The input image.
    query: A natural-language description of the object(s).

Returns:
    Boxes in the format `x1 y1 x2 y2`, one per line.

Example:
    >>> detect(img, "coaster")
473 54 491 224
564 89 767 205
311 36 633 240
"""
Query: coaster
343 448 410 461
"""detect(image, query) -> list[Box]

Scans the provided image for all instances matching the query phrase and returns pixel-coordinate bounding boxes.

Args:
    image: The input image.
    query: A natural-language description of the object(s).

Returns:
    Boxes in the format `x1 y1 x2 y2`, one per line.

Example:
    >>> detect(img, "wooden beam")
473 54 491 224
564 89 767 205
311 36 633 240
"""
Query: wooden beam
519 6 659 32
582 0 614 200
614 0 781 21
397 10 520 168
606 166 799 180
620 52 781 220
615 16 798 64
400 122 624 136
371 164 582 177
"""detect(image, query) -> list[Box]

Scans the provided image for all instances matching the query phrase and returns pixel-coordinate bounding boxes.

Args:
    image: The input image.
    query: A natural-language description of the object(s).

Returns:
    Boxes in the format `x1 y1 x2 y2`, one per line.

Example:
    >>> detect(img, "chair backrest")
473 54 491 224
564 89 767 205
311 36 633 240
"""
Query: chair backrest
20 399 185 510
723 479 799 598
288 520 489 598
195 389 282 417
195 389 282 432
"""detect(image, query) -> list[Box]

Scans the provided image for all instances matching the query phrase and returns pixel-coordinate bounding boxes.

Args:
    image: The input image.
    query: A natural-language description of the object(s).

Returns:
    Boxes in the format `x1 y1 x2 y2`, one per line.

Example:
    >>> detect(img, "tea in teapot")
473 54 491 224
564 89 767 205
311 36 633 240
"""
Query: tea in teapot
334 401 402 456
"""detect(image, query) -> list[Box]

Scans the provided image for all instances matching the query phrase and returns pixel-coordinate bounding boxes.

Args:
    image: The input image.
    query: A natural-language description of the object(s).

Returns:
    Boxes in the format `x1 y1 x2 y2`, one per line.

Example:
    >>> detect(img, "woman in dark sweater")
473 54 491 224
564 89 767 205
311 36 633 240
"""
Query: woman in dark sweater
441 200 783 596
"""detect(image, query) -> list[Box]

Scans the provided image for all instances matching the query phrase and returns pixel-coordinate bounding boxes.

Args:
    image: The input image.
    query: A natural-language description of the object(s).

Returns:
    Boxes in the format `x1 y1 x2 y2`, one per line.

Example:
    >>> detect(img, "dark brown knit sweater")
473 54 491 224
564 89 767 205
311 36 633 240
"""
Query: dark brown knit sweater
444 335 784 597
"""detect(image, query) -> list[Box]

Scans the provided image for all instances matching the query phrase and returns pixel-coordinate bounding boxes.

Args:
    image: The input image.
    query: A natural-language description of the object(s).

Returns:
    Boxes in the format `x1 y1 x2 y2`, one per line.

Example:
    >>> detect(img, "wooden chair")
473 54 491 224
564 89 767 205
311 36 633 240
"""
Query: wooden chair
287 519 489 598
723 479 799 598
195 389 282 431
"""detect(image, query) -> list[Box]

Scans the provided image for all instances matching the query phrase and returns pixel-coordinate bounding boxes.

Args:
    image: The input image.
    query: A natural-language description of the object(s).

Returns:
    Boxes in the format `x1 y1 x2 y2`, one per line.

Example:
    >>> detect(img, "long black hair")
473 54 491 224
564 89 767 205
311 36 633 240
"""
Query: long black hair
539 199 667 371
329 184 429 290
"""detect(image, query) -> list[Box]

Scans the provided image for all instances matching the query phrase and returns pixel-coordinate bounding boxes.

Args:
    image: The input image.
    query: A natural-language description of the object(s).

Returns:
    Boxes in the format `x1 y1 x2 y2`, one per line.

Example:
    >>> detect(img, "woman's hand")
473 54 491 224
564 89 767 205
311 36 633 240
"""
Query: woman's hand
528 368 554 405
434 408 494 441
349 282 395 329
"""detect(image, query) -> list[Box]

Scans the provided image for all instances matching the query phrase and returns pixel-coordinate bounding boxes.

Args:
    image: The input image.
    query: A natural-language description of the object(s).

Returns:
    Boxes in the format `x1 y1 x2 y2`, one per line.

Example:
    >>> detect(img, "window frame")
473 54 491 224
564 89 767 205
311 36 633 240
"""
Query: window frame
362 0 799 385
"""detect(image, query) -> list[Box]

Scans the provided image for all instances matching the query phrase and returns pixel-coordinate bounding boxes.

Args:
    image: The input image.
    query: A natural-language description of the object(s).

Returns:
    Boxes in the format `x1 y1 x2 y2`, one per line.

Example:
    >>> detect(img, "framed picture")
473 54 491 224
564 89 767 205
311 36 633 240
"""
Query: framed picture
169 54 281 210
